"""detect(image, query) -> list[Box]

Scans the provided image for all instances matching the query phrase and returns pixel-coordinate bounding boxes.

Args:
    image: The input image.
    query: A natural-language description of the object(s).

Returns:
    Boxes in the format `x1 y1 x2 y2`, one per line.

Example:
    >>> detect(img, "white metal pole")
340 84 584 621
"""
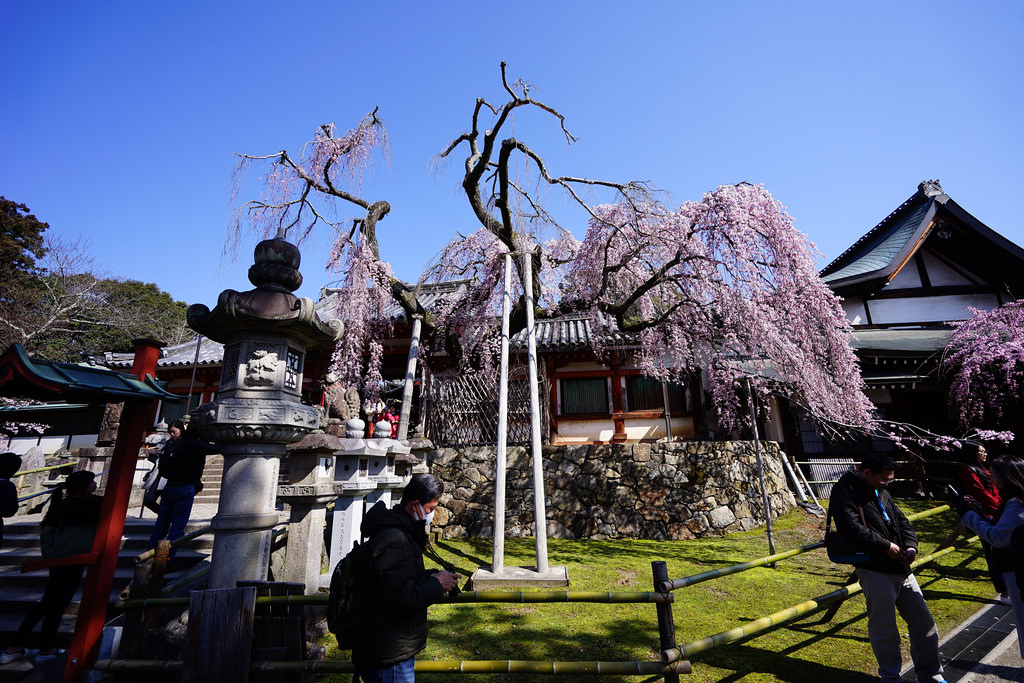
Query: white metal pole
661 380 673 443
522 250 549 572
397 316 422 440
492 253 513 573
746 377 776 558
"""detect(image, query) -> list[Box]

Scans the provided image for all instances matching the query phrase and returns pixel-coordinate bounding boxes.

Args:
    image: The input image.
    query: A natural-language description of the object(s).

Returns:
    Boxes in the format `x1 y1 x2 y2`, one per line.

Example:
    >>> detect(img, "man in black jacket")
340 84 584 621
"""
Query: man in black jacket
829 453 946 683
354 473 459 682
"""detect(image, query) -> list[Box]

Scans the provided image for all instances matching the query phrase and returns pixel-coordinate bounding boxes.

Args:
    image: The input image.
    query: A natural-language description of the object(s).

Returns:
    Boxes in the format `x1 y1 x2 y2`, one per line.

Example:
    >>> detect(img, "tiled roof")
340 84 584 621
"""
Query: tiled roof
821 200 932 284
317 279 472 322
104 337 225 369
0 343 179 402
849 328 952 354
511 312 635 351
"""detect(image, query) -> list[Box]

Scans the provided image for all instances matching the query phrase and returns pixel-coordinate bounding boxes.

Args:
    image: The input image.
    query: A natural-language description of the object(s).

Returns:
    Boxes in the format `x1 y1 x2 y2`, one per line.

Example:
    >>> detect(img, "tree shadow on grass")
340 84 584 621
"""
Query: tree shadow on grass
421 602 666 682
695 641 877 683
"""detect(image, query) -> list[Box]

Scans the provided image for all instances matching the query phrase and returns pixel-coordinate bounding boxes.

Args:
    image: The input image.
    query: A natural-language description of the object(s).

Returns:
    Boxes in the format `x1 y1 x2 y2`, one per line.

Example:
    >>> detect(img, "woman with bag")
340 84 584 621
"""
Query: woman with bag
146 420 218 564
960 455 1024 656
957 444 1007 602
0 470 102 664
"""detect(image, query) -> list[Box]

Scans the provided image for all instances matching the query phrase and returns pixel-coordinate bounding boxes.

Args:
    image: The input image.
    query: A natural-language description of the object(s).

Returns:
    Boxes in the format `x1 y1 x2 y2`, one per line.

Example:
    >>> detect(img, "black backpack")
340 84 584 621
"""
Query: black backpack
327 540 373 649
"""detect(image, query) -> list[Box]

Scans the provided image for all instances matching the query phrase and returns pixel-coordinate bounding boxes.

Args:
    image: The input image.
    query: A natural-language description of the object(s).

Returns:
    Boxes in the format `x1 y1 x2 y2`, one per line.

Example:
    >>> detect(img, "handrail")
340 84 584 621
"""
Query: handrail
17 488 58 504
122 589 672 609
660 503 953 592
134 525 212 563
661 542 824 591
134 523 288 563
17 467 112 505
14 462 77 477
661 536 976 663
92 658 691 675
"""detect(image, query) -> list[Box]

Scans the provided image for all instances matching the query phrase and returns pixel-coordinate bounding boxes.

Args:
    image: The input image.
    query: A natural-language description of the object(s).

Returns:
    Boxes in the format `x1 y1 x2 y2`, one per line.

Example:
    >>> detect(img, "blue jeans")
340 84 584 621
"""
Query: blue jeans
358 658 415 683
147 484 195 558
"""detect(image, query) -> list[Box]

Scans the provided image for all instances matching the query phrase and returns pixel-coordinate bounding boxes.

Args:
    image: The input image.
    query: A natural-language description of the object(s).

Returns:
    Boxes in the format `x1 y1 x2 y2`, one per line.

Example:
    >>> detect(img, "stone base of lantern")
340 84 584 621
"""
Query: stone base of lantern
468 565 569 590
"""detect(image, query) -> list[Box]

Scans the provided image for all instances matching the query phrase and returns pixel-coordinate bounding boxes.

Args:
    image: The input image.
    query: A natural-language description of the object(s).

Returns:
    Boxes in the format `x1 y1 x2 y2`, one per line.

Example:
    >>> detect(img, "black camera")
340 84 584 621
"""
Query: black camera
947 484 968 514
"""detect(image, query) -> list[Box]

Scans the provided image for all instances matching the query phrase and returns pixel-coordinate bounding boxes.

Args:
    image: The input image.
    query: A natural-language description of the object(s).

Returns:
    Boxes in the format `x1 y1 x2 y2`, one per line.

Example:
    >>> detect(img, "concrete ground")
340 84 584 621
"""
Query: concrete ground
902 600 1023 682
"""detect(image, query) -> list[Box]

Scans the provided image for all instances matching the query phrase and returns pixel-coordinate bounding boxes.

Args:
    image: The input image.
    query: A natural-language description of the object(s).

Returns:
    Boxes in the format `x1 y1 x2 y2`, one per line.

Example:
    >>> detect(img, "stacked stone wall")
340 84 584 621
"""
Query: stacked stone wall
428 441 796 540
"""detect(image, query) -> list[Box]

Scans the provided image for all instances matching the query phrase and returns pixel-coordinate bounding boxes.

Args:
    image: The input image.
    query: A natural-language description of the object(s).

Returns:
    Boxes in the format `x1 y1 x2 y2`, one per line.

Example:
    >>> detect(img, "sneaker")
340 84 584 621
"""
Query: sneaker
33 648 66 662
0 650 25 665
999 593 1012 605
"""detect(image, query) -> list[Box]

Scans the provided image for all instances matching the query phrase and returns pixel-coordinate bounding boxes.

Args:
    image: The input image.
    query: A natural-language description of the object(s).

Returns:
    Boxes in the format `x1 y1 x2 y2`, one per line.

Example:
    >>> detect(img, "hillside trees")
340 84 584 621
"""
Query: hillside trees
0 201 192 362
231 63 873 433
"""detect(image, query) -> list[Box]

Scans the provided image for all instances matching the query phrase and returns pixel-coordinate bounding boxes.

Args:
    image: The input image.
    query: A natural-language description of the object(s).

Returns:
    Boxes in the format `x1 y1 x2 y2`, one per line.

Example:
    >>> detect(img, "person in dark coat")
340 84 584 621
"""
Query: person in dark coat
353 473 460 683
828 453 945 683
0 452 23 549
146 420 218 560
1 470 102 664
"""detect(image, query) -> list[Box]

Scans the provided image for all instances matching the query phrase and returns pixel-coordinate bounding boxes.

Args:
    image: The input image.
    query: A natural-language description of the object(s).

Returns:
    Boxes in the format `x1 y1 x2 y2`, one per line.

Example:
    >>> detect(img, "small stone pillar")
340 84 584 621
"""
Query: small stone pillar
323 419 379 588
188 236 342 590
281 432 344 594
365 419 409 509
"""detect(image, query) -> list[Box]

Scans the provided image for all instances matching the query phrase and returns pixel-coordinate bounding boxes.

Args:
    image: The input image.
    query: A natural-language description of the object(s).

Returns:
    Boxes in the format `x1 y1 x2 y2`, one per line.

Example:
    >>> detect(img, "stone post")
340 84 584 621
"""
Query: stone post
188 235 342 590
366 419 409 509
280 432 344 594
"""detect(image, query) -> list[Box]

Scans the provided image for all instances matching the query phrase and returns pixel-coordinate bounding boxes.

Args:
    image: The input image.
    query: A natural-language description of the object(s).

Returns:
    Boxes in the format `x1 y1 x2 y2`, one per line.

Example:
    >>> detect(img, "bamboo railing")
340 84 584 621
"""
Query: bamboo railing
106 502 969 679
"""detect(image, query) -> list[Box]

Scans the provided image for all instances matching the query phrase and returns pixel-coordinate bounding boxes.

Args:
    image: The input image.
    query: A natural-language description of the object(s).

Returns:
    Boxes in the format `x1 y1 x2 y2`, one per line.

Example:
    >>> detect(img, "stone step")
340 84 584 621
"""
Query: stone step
0 516 214 650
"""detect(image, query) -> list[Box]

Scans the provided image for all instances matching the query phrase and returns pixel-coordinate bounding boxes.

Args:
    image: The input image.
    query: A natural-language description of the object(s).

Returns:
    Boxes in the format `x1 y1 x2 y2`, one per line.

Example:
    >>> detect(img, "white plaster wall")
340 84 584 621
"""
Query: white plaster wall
887 261 922 289
922 250 975 286
841 297 869 325
867 293 1001 324
552 416 694 444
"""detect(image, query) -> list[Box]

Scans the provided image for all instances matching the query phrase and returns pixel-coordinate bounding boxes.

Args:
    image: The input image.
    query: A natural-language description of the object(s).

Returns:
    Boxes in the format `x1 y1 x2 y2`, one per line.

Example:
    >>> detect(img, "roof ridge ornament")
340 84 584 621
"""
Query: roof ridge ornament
918 179 944 198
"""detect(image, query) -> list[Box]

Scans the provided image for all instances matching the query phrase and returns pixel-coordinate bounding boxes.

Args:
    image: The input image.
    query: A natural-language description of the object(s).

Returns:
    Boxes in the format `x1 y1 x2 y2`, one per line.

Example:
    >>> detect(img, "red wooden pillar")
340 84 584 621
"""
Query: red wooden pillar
64 339 163 682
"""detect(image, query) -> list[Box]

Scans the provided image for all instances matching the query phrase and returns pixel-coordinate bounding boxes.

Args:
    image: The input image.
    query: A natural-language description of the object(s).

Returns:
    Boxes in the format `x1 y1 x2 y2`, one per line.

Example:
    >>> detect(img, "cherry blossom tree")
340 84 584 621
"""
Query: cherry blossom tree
945 301 1024 432
230 63 873 431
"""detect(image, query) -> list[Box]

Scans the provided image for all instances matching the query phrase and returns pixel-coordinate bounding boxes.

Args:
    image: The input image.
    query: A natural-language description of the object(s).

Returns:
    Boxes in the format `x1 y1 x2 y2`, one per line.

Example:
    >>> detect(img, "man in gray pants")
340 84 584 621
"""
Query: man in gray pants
828 453 946 683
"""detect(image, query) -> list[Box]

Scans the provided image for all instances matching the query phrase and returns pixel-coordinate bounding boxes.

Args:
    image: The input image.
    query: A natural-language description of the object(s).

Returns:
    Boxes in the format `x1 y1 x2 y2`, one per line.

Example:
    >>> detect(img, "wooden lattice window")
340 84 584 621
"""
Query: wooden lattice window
560 377 609 415
625 376 688 412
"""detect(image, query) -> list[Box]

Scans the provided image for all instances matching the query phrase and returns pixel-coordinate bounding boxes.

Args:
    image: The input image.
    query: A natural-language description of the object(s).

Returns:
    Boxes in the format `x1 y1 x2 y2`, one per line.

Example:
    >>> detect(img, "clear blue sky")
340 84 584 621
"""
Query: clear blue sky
2 1 1022 307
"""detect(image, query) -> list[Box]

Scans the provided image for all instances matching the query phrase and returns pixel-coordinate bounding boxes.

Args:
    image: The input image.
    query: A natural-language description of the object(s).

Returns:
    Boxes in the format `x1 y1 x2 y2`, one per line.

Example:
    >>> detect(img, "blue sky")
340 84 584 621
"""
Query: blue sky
2 2 1022 307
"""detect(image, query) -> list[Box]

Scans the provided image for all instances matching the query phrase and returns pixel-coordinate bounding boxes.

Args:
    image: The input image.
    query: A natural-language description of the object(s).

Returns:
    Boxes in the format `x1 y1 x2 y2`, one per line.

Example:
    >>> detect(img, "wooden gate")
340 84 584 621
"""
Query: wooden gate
422 368 547 447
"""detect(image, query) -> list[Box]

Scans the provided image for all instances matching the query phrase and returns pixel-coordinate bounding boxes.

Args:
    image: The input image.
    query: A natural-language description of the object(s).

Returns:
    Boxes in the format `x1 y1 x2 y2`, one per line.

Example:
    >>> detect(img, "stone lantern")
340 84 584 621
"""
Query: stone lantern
322 418 419 588
188 235 342 590
280 431 344 594
366 419 409 508
323 419 382 588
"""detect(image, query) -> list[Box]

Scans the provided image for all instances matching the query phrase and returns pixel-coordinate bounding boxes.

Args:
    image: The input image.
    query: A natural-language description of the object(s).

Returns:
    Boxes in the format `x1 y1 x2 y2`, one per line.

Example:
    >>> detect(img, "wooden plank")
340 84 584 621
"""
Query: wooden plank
183 587 256 683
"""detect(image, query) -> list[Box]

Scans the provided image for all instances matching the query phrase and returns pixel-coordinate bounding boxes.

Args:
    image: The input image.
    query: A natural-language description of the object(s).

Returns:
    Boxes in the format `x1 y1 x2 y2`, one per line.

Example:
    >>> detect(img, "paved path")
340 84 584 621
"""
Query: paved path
903 601 1023 682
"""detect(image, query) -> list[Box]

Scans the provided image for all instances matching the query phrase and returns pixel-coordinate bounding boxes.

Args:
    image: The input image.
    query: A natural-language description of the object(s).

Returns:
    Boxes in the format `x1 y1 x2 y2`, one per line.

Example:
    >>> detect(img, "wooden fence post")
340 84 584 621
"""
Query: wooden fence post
183 587 256 683
652 561 681 682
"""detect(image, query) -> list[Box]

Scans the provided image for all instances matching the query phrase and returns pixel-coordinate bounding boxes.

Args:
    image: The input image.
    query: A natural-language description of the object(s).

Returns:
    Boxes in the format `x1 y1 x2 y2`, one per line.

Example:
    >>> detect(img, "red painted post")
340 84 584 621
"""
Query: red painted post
63 339 163 682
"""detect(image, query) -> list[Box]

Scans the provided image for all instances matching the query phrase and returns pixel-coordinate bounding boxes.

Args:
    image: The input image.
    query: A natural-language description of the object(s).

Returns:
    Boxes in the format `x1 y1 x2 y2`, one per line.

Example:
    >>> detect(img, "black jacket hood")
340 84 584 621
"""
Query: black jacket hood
361 501 426 548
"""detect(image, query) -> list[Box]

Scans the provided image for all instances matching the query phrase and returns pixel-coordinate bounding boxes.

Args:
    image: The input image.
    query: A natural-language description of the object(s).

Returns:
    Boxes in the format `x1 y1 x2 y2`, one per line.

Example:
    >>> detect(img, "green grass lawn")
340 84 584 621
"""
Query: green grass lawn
322 502 996 682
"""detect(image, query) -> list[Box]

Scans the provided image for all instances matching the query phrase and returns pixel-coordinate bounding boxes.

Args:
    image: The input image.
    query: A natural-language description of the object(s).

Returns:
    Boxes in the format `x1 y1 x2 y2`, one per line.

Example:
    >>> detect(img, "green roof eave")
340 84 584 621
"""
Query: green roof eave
0 344 181 403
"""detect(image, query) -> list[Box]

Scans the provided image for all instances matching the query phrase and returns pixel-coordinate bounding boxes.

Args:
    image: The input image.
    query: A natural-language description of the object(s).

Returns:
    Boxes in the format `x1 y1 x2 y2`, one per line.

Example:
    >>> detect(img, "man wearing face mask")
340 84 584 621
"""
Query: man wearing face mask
354 473 460 682
829 453 946 683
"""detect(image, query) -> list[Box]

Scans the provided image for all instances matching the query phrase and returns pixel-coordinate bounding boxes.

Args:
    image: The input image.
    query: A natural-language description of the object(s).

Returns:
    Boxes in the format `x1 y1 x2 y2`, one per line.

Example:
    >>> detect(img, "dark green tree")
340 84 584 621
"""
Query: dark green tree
0 197 48 277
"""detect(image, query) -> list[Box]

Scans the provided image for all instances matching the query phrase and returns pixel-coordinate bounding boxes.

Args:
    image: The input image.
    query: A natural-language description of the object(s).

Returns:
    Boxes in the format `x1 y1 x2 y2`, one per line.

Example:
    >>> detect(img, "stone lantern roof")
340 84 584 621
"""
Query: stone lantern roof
187 236 342 349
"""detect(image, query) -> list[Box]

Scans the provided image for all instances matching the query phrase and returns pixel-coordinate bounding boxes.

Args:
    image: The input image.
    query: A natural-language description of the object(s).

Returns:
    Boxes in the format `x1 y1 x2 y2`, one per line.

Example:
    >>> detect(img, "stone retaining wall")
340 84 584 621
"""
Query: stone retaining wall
427 441 796 540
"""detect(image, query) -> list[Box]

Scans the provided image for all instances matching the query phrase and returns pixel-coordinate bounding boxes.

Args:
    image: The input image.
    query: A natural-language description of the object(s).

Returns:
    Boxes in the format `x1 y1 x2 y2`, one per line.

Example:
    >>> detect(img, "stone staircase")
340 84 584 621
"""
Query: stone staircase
0 452 293 679
194 453 224 505
0 453 229 664
0 515 214 654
